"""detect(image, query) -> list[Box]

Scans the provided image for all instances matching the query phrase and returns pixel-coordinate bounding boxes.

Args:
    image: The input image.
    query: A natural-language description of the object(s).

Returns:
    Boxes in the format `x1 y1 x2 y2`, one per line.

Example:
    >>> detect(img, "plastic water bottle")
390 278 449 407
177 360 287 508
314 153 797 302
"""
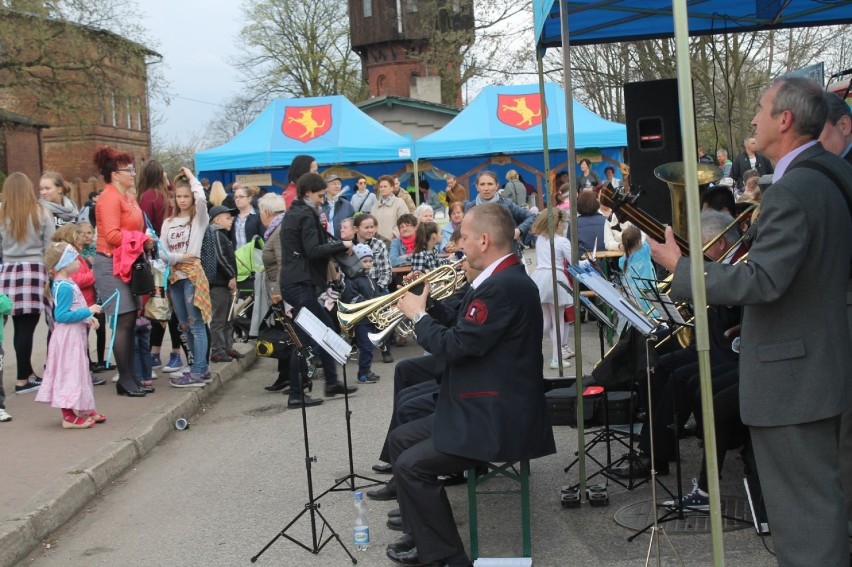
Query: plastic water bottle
353 490 370 551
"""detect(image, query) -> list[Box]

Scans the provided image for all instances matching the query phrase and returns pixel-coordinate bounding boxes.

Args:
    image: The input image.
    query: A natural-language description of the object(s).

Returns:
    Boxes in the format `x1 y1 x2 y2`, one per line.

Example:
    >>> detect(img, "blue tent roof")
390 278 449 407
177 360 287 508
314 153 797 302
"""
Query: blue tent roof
195 96 414 172
534 0 852 49
415 83 626 159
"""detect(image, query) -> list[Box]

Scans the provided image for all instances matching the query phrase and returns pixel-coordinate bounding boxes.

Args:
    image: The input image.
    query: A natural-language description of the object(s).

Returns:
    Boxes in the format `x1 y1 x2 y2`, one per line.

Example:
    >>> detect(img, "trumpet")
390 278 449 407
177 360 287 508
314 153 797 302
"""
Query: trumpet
337 258 467 346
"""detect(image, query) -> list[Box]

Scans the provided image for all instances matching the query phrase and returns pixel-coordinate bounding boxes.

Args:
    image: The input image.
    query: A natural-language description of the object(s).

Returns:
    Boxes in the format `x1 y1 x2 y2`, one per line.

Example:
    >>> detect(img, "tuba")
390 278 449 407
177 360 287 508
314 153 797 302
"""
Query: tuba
653 162 724 240
337 259 467 344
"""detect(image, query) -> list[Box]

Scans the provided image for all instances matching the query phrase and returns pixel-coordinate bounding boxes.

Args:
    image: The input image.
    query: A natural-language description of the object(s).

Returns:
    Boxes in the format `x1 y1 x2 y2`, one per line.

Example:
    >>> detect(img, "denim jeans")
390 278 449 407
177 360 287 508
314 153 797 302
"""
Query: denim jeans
281 283 339 390
0 344 6 409
133 321 152 382
169 278 209 374
354 322 375 376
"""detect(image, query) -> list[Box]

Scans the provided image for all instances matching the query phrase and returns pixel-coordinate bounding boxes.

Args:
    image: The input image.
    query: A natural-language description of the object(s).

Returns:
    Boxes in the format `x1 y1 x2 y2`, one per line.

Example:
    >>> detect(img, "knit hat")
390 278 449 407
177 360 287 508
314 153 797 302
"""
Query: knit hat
353 243 373 260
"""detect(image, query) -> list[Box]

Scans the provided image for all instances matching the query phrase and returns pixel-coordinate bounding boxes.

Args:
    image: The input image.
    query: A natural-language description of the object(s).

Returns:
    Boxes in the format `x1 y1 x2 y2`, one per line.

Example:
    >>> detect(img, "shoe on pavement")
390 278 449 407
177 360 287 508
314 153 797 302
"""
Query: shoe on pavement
664 478 710 511
372 462 393 474
325 381 358 397
358 372 380 384
610 453 668 479
386 547 443 566
111 373 119 383
91 375 107 386
550 358 571 369
169 372 206 388
201 371 213 384
15 377 41 394
387 515 403 531
227 349 245 359
381 350 394 363
367 479 397 501
561 346 575 359
387 533 415 553
162 353 186 373
387 507 401 518
0 409 12 422
288 394 323 408
150 354 162 368
210 352 233 363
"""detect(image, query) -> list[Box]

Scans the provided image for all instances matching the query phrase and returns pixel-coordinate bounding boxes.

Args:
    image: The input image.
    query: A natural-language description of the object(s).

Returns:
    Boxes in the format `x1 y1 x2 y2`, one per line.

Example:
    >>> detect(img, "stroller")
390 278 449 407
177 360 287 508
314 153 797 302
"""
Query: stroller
230 236 266 343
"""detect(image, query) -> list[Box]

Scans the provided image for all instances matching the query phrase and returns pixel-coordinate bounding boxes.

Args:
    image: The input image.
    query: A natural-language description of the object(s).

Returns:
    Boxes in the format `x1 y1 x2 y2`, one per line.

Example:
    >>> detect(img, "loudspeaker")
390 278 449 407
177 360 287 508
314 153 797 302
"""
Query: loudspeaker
743 473 770 535
624 78 682 226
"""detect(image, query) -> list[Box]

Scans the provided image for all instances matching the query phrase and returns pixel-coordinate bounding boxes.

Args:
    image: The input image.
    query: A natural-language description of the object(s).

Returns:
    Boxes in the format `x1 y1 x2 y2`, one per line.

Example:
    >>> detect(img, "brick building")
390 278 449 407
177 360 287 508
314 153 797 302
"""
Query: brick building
349 0 474 107
0 110 47 184
0 8 157 195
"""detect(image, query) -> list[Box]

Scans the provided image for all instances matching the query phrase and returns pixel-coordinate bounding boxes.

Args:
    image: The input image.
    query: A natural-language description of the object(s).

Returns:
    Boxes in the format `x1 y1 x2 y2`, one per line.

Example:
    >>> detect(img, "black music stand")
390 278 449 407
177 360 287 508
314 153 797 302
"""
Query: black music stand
251 307 356 564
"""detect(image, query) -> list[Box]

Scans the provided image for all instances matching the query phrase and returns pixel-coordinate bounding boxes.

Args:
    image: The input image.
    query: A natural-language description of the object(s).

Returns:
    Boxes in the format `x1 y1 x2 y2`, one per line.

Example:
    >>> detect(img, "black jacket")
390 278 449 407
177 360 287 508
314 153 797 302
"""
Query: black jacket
280 199 347 289
413 256 556 462
730 151 773 188
341 273 378 304
210 224 237 287
229 209 265 248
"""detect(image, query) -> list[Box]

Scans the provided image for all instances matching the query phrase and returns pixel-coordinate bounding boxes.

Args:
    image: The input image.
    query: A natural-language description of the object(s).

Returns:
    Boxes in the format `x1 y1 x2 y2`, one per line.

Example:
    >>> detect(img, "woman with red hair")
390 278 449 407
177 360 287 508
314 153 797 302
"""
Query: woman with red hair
91 146 151 397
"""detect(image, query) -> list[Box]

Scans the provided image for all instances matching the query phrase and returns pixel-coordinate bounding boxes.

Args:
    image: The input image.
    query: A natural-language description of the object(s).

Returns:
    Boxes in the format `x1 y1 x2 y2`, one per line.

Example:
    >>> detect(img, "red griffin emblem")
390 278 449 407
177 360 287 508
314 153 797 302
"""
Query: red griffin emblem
282 104 332 142
497 94 547 130
465 299 488 324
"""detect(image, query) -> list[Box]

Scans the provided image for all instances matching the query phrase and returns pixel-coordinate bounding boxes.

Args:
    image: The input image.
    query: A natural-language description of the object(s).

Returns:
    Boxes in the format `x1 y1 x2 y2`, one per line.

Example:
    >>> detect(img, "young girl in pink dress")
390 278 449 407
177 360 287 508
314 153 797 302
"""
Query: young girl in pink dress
35 243 104 429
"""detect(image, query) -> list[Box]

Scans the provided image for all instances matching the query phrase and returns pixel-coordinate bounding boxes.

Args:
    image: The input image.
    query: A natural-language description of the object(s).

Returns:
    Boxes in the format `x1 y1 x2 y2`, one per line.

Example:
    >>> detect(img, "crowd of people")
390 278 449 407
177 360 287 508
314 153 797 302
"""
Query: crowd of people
1 80 849 567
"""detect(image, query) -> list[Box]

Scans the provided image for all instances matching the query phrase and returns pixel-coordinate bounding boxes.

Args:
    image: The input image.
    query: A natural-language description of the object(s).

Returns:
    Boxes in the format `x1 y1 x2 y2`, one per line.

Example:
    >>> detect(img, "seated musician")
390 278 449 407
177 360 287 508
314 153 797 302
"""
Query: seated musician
613 209 746 479
386 204 555 567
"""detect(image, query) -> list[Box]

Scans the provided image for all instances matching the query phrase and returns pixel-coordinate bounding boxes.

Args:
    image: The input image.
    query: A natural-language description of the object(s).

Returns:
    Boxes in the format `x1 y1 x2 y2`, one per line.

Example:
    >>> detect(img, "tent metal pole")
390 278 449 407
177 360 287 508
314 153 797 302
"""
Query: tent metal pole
413 160 420 206
671 1 724 564
536 55 565 380
559 0 586 500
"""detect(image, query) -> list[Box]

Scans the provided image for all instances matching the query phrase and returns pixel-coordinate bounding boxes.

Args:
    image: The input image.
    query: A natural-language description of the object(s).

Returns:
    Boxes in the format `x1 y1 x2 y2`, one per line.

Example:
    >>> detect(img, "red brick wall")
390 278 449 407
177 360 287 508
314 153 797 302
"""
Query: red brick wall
1 125 43 184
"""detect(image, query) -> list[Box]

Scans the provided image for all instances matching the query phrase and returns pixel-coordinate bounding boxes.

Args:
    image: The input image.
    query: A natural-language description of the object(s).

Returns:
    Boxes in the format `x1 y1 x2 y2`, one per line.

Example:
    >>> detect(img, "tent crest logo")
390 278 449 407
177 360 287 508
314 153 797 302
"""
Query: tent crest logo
282 105 332 142
497 94 547 130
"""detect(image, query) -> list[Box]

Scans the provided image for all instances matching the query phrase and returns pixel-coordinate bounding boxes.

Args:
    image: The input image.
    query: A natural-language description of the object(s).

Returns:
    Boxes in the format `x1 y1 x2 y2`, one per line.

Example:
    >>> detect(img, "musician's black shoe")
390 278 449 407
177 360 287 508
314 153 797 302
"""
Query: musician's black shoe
386 547 443 566
372 462 393 474
288 394 323 408
387 515 403 531
387 533 415 553
324 381 357 396
610 453 668 479
367 478 397 501
439 472 467 486
388 507 400 518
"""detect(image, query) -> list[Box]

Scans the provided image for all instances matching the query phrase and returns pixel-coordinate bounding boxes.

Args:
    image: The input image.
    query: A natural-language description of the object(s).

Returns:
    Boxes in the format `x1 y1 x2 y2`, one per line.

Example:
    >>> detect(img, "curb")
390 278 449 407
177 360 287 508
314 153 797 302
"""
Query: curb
0 347 258 567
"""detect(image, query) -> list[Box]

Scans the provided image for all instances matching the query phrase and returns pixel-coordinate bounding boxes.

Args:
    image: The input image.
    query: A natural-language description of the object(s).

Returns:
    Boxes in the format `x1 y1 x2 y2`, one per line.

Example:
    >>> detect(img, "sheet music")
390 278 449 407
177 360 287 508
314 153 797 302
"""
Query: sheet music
569 260 656 335
294 308 351 365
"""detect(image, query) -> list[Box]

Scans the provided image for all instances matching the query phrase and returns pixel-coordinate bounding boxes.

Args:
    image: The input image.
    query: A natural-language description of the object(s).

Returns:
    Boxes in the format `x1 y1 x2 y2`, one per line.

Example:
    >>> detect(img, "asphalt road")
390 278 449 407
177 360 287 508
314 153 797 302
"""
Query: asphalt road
17 334 780 567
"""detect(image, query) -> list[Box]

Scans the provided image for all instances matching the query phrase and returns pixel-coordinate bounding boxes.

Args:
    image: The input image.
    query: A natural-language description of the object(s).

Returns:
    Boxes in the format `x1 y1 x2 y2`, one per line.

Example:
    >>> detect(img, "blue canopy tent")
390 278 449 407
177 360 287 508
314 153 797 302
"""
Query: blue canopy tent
533 2 852 562
195 95 414 189
414 82 626 202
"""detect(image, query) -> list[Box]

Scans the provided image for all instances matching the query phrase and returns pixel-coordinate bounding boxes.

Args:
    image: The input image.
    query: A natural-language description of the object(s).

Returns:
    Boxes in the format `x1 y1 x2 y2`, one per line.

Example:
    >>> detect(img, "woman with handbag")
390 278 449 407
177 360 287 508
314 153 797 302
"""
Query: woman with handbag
280 173 357 408
91 147 151 397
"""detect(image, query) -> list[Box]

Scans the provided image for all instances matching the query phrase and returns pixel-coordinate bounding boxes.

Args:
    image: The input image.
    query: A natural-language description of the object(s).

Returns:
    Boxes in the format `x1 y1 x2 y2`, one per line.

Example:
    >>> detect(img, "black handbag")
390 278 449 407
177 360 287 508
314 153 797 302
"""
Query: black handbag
334 251 365 280
129 253 154 296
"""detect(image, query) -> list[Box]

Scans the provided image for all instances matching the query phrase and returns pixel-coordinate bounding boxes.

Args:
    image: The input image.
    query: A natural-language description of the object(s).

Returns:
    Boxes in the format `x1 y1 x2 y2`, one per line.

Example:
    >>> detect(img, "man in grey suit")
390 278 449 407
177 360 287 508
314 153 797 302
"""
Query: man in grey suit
651 77 852 566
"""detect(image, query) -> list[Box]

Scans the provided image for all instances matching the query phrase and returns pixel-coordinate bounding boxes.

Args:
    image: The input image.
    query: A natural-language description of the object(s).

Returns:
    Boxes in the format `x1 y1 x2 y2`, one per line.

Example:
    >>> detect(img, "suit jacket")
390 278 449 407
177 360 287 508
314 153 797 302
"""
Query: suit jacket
730 151 774 188
671 144 852 427
414 257 557 462
321 197 355 238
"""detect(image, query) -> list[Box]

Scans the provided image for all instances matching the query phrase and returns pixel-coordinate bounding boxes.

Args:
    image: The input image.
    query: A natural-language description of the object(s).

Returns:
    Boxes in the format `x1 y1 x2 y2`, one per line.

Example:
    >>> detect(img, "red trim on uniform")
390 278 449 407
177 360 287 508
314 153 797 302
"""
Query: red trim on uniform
492 254 520 274
460 391 499 399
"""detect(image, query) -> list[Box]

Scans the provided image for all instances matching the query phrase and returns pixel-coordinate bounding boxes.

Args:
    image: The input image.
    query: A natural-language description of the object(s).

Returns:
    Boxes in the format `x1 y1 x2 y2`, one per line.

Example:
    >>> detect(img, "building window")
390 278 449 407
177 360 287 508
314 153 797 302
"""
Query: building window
377 75 386 95
136 97 142 130
410 73 419 86
126 97 132 129
363 0 371 17
111 93 117 127
452 0 461 12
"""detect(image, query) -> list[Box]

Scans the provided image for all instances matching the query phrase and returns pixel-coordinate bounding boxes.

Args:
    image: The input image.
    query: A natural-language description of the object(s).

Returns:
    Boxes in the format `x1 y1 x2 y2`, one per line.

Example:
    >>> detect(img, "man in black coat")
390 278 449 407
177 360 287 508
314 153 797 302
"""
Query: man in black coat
388 204 556 567
729 136 773 189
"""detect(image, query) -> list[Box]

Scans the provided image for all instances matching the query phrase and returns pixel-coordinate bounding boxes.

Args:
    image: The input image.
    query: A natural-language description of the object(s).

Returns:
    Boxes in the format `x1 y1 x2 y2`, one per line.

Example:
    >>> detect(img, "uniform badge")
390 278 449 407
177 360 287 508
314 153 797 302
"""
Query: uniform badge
465 299 488 324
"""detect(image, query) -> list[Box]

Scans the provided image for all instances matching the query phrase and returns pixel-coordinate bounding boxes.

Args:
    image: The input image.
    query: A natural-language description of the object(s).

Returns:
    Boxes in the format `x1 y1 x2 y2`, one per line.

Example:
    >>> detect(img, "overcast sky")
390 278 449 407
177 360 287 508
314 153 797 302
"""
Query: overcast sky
143 0 243 143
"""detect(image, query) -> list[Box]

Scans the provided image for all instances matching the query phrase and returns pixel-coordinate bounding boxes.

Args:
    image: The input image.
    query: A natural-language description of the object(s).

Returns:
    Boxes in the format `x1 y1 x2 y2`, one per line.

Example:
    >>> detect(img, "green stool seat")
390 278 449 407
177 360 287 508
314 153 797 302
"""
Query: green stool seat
466 460 531 560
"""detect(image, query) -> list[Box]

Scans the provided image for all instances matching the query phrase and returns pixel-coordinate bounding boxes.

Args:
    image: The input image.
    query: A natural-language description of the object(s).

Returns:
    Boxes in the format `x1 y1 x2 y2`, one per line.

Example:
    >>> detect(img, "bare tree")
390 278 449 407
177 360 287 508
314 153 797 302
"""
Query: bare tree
235 0 364 101
0 1 162 131
151 131 205 175
204 95 266 148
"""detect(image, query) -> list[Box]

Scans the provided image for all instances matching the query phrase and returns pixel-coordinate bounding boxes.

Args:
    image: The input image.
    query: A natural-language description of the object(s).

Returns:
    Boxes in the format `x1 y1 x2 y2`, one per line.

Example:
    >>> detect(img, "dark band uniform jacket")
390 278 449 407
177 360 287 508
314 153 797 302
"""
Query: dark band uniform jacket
671 144 852 427
415 255 556 462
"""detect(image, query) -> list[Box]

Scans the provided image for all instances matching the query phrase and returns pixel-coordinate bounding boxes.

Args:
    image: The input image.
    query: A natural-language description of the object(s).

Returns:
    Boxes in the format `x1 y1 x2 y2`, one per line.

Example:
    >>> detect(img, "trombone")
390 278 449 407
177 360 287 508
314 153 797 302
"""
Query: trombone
337 258 467 346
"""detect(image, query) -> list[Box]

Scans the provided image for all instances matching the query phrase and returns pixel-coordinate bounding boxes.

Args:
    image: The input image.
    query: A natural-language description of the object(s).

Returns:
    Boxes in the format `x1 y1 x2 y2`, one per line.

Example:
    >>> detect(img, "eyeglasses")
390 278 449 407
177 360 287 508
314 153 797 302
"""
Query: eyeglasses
117 167 136 174
234 194 249 199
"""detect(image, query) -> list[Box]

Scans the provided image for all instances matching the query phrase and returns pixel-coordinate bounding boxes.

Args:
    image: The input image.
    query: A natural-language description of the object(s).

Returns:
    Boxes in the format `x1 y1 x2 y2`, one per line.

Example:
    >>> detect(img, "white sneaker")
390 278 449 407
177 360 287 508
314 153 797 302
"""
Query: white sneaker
0 408 11 422
561 346 575 359
550 358 572 369
111 373 119 383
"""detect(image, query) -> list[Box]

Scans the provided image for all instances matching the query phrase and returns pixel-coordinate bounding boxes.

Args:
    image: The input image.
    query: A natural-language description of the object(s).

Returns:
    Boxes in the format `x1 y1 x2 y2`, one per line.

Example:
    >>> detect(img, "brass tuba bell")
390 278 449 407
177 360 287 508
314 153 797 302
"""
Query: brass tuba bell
653 162 724 240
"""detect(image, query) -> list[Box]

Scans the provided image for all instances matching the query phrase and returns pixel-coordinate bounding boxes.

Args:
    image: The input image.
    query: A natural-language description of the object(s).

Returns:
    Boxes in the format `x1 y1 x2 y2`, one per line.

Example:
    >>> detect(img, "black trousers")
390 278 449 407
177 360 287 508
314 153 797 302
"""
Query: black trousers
389 415 479 563
378 355 442 463
697 379 748 491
